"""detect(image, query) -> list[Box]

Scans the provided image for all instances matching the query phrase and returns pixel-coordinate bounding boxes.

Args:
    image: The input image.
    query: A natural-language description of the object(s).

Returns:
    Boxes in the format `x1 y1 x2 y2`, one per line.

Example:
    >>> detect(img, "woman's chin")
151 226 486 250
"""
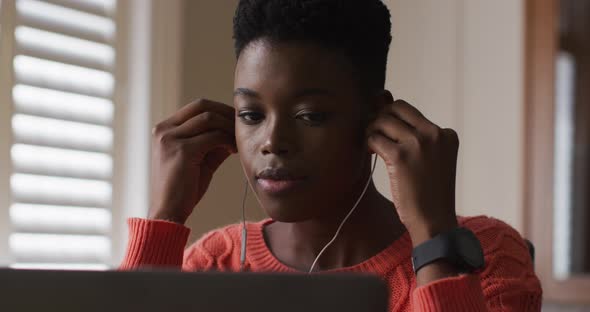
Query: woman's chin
263 205 313 223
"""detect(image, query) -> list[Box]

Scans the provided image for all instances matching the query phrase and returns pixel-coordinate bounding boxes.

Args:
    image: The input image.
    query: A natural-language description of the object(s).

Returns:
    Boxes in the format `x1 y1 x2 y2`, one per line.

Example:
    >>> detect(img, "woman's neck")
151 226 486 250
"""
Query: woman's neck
263 181 406 272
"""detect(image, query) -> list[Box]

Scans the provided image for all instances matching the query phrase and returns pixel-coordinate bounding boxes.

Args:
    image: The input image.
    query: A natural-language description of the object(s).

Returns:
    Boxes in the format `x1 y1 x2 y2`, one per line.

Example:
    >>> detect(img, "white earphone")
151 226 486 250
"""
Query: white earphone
239 153 378 273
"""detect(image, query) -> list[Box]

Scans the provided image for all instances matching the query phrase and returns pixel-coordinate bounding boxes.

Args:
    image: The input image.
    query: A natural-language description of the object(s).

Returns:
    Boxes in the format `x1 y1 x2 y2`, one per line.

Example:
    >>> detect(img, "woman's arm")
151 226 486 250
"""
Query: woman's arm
412 217 542 311
119 217 242 272
118 218 190 270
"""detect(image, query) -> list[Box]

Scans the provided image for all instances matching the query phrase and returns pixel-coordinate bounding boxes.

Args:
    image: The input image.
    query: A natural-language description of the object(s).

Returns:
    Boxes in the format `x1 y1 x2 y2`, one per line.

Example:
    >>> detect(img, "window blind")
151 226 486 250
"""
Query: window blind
7 0 117 270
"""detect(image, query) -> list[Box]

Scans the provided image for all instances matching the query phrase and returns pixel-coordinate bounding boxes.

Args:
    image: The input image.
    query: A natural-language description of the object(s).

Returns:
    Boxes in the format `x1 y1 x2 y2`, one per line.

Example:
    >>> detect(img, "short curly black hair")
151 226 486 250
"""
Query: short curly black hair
233 0 392 95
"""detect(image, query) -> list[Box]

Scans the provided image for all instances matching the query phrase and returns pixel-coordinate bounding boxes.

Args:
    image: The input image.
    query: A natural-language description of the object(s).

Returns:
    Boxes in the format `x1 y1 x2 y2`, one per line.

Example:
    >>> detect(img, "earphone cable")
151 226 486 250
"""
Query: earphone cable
240 178 249 271
308 154 378 273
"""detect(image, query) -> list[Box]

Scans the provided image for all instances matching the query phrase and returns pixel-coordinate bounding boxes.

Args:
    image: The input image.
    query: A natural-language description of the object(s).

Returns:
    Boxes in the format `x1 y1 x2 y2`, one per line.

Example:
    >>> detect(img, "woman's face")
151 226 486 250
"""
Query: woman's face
234 39 372 222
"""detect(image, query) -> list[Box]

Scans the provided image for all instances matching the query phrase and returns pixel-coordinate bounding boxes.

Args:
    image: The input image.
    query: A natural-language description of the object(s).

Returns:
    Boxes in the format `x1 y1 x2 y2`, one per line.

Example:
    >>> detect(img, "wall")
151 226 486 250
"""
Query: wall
179 0 527 242
180 0 266 243
381 0 526 231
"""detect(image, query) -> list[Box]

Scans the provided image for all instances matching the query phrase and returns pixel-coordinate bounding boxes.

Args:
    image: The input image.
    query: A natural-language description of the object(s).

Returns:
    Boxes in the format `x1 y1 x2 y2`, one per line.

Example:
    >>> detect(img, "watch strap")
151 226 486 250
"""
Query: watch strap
411 230 457 273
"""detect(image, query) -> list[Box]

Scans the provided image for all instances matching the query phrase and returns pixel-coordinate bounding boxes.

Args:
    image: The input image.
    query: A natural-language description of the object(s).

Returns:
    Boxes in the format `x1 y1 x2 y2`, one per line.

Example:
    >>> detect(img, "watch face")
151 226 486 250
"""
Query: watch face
456 229 484 269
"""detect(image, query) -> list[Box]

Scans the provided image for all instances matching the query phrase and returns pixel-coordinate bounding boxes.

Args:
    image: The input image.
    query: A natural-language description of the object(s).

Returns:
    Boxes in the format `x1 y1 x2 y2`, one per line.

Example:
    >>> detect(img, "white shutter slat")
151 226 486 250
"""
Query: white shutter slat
7 0 118 270
15 26 114 72
10 233 111 263
10 203 111 235
16 0 114 44
13 85 114 126
12 144 112 180
14 55 114 99
10 262 110 271
11 173 112 208
12 114 113 153
41 0 116 19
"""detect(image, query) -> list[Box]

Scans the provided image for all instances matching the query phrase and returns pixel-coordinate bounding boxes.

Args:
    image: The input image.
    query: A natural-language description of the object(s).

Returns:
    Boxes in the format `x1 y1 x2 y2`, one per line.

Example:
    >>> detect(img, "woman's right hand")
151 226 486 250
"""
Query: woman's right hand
148 99 237 224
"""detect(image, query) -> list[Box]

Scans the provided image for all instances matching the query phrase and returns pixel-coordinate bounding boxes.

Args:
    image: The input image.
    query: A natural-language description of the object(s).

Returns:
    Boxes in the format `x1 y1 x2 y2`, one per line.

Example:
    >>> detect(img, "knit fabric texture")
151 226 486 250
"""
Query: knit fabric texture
120 215 542 311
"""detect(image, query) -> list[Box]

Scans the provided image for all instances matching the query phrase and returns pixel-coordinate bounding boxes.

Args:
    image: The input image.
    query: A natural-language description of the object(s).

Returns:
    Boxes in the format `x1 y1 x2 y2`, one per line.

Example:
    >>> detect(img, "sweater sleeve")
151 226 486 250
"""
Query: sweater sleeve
411 217 542 311
119 218 242 272
118 218 191 270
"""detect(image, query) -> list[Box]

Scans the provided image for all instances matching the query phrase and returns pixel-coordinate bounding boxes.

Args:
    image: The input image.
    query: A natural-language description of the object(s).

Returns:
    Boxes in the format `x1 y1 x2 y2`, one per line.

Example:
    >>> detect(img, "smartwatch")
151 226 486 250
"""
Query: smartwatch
411 227 484 274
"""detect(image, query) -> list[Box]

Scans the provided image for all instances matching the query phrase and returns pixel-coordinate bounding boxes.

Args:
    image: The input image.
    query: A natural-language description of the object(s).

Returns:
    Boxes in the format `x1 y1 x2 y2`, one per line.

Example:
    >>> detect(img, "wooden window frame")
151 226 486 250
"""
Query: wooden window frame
524 0 590 303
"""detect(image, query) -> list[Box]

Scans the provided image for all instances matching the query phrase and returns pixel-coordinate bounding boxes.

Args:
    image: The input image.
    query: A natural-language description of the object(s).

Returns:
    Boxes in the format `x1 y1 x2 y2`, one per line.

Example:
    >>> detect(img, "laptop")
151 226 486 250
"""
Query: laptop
0 268 388 312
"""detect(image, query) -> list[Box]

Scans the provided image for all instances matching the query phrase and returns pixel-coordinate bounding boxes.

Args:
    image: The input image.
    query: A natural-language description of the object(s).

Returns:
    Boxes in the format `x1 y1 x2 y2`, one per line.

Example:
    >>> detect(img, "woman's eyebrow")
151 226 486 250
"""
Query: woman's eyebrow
234 88 259 98
233 87 331 99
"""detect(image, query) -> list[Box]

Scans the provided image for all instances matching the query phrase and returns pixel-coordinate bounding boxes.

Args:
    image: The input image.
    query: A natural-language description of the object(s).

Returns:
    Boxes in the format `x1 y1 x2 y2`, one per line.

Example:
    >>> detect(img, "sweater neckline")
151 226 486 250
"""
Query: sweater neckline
246 218 412 275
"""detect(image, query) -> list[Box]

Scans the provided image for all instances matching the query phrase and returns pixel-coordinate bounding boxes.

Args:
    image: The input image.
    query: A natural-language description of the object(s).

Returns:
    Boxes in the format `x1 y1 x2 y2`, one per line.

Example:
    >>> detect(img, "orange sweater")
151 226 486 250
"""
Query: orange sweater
120 215 542 311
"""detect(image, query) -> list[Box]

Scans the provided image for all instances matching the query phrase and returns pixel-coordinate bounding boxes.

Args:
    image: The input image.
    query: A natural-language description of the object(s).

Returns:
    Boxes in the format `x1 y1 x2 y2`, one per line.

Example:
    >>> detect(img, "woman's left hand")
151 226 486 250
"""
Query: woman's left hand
366 96 459 246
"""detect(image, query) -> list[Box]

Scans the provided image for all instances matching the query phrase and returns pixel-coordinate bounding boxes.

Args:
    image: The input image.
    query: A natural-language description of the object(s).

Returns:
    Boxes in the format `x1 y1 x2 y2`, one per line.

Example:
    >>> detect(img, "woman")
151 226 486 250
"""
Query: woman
120 0 542 310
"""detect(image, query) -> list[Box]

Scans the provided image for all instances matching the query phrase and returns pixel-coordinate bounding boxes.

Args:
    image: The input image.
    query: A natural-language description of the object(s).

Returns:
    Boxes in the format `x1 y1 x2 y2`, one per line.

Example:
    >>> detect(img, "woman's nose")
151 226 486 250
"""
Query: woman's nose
260 119 294 156
261 143 289 156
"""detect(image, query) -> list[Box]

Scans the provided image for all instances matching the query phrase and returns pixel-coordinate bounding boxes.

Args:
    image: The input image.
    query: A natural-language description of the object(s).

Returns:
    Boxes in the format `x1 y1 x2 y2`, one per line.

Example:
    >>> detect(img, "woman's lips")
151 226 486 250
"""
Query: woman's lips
257 178 306 195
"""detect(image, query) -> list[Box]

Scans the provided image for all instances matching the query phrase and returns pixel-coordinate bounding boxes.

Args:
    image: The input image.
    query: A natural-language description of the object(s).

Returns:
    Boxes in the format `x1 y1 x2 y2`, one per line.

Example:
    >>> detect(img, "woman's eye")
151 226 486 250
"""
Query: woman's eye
238 111 264 122
298 112 327 123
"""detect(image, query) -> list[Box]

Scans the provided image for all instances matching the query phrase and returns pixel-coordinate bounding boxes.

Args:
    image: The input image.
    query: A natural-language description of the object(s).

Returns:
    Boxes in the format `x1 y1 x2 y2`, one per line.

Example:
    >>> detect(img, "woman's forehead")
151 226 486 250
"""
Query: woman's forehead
234 40 358 101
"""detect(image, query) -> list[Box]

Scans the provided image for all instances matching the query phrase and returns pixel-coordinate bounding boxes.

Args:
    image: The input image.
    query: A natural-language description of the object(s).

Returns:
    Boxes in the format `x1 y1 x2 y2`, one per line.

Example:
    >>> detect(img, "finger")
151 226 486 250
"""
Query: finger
367 113 415 144
382 99 436 133
170 111 235 139
200 147 233 178
443 128 460 150
152 120 175 137
182 130 237 159
367 132 405 165
161 99 235 128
